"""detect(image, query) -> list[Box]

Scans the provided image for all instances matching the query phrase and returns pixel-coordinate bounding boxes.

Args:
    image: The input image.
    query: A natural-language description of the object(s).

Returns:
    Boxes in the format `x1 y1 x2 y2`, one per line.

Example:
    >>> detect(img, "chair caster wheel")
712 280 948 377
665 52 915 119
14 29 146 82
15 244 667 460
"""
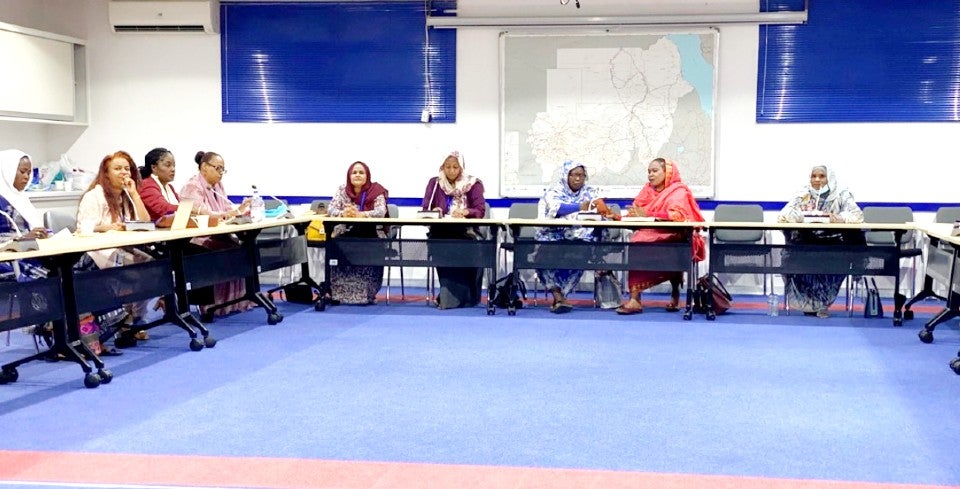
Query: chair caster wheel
84 372 101 388
950 358 960 375
189 338 204 351
0 367 18 384
267 312 283 325
98 368 113 384
918 329 934 344
487 308 495 315
315 301 326 311
204 336 217 348
904 309 914 320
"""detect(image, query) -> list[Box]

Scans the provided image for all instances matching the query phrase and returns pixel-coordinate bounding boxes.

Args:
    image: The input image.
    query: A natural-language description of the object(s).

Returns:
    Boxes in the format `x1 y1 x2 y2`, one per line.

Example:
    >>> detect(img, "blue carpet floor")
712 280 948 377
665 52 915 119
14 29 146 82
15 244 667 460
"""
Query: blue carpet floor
1 294 959 486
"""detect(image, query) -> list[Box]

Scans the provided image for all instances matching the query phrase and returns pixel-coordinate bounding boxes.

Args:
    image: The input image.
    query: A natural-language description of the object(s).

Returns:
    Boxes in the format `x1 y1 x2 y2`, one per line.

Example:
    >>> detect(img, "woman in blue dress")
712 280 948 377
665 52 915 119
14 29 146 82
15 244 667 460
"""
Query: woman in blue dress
535 160 614 313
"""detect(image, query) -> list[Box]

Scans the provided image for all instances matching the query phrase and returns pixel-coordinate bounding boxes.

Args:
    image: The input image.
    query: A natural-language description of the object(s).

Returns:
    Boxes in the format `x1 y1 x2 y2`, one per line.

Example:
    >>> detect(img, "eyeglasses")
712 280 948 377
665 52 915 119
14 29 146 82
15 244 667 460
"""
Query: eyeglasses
204 162 227 174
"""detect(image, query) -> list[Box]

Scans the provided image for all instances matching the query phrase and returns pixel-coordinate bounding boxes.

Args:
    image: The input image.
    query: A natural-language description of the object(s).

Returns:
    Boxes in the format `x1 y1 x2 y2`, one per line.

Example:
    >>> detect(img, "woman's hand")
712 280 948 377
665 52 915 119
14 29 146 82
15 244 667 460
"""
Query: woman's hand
828 213 843 223
627 205 648 217
238 197 252 213
580 200 592 212
451 209 468 218
343 204 362 218
98 222 125 232
25 227 49 239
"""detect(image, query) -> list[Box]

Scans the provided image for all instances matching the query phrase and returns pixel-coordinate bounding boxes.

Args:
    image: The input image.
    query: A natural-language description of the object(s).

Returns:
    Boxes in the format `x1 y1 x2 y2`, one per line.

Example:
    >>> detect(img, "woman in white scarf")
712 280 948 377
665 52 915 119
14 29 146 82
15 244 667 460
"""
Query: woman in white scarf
0 149 46 238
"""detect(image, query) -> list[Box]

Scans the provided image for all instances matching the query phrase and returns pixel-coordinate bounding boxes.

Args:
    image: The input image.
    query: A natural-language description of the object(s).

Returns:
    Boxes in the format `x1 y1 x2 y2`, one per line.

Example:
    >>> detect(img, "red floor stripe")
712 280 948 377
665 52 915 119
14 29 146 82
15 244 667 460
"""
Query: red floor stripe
0 450 955 489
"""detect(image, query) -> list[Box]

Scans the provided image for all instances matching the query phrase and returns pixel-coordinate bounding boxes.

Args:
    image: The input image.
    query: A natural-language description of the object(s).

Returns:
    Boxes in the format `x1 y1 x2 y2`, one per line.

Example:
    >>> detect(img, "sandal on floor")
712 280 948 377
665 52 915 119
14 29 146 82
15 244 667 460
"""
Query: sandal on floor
133 330 149 341
550 302 573 314
99 347 124 357
816 310 830 319
615 304 643 315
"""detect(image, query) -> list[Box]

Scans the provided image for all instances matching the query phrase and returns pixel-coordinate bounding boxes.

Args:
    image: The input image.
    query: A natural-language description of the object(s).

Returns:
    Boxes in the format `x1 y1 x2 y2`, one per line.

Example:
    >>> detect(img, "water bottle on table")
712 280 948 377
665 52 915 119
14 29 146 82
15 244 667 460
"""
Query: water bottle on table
250 186 265 222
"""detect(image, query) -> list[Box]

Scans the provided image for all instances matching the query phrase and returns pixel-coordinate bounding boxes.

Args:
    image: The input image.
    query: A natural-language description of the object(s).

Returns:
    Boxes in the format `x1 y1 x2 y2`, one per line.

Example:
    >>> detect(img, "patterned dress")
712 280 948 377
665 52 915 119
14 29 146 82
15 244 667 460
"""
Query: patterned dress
778 166 864 313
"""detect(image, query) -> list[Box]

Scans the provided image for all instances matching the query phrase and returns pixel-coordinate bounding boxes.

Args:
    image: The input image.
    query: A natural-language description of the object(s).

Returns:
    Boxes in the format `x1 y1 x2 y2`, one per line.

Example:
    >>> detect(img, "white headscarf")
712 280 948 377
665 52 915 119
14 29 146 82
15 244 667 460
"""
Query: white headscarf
0 149 42 229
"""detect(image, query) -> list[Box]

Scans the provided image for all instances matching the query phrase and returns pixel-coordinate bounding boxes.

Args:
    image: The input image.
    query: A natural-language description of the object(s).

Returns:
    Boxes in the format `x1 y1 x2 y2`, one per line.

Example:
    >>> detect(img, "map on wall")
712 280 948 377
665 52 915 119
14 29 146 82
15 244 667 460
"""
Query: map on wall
500 31 717 198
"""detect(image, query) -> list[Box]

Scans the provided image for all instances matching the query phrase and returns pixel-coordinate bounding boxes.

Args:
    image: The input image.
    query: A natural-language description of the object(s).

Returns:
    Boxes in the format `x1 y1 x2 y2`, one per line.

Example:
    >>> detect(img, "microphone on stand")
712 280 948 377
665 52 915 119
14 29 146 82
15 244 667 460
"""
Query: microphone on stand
0 209 39 252
121 187 156 231
251 185 292 219
417 178 442 219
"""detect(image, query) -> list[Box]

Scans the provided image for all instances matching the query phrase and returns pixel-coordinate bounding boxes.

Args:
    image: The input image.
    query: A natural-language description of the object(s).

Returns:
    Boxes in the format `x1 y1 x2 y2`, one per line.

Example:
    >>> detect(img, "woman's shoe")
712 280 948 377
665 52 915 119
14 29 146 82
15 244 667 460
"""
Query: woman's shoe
816 309 830 319
134 330 149 341
550 301 573 314
615 303 643 315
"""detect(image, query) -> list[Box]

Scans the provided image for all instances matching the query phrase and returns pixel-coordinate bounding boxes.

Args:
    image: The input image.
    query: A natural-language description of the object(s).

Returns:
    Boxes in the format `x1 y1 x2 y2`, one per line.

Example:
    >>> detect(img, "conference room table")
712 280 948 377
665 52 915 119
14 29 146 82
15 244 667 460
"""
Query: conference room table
911 223 960 373
0 215 315 388
707 221 915 325
506 218 704 319
318 216 502 313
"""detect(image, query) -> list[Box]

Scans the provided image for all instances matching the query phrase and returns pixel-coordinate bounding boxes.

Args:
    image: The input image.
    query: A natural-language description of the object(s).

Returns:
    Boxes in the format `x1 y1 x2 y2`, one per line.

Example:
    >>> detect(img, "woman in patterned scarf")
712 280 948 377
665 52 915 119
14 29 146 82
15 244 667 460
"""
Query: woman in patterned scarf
421 151 486 309
777 165 863 318
535 160 615 313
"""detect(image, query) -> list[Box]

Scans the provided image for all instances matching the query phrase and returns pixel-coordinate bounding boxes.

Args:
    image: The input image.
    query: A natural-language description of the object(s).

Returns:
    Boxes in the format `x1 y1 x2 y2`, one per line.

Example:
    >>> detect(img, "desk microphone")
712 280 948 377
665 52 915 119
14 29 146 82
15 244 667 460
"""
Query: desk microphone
121 187 140 221
0 209 38 252
208 186 237 207
251 185 293 218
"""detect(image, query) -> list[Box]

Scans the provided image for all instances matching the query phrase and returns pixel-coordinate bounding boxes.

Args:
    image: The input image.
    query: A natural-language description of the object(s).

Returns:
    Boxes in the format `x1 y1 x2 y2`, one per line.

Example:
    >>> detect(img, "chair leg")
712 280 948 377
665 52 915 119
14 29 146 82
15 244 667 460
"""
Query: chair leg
399 266 405 301
385 267 392 305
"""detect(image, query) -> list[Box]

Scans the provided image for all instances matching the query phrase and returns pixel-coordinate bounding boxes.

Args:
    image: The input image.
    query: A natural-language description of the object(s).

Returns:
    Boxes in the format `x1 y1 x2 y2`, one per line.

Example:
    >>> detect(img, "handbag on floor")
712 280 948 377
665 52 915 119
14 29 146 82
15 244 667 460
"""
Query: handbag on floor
594 271 622 309
696 274 732 315
864 278 884 318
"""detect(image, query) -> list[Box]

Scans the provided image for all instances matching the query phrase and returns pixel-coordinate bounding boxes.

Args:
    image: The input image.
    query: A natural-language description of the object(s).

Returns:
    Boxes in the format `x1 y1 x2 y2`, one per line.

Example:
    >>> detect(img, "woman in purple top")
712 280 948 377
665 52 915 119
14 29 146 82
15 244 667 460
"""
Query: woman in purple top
420 151 486 309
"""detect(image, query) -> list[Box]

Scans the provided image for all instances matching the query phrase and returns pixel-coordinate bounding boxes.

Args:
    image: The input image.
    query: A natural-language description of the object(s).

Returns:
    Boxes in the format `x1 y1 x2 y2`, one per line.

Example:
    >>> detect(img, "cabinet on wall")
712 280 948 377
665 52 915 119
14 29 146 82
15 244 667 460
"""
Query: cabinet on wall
0 21 88 126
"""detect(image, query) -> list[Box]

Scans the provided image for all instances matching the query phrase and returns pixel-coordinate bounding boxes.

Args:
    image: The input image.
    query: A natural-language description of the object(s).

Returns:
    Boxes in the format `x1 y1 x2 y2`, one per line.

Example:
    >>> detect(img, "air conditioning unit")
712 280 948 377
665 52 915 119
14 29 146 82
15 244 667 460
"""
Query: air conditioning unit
109 0 219 33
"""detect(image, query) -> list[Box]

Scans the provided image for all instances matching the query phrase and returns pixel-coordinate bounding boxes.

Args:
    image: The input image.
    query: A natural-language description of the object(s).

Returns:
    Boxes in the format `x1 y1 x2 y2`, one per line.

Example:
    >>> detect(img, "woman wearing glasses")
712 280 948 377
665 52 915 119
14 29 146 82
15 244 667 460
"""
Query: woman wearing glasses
179 150 253 318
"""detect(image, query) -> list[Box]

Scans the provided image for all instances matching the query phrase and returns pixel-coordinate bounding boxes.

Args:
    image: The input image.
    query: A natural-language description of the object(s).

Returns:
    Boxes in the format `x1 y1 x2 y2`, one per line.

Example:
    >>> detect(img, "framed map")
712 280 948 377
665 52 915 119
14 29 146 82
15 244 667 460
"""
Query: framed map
500 30 717 198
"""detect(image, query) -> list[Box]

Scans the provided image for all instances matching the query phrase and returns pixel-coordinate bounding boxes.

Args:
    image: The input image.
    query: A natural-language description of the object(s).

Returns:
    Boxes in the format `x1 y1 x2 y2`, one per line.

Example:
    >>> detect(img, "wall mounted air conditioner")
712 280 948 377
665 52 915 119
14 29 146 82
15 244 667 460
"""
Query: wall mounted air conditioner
109 0 219 33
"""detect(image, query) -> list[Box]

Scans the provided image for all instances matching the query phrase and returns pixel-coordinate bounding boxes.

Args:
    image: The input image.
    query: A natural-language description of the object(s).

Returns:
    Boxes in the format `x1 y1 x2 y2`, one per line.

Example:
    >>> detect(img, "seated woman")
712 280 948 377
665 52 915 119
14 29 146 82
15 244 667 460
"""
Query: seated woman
76 150 154 350
778 165 864 318
421 151 486 309
139 147 180 220
327 161 389 305
616 158 705 315
536 160 616 314
0 149 49 280
179 151 254 317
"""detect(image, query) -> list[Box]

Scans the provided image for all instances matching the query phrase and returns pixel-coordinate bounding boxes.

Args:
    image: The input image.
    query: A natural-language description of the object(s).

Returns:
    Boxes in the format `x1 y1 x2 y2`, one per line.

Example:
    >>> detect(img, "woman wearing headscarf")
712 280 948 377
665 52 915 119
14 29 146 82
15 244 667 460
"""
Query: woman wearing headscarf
179 150 254 318
0 149 48 280
777 165 863 318
327 160 390 304
421 151 486 309
536 160 616 313
616 158 705 315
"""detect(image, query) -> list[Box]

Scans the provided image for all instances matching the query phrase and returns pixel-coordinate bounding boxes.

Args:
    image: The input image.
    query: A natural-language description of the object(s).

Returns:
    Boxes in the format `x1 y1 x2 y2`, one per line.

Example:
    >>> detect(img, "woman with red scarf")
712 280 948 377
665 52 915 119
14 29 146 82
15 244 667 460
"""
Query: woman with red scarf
616 158 705 315
327 161 390 304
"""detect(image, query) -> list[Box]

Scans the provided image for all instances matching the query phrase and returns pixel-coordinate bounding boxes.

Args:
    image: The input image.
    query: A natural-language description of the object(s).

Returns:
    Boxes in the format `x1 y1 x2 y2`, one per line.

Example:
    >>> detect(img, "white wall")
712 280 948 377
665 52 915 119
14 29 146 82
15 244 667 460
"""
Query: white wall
1 0 958 207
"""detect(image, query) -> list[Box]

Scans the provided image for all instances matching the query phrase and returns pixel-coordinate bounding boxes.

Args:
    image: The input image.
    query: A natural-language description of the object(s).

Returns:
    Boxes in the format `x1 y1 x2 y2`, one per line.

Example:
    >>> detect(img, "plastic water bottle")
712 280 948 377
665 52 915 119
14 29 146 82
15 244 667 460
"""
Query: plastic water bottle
249 187 265 222
767 293 780 316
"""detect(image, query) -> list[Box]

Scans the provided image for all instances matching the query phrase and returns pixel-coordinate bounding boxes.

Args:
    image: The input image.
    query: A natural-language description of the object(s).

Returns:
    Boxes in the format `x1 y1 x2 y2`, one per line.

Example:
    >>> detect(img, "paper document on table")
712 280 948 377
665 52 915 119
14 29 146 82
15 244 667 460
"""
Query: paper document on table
621 216 657 222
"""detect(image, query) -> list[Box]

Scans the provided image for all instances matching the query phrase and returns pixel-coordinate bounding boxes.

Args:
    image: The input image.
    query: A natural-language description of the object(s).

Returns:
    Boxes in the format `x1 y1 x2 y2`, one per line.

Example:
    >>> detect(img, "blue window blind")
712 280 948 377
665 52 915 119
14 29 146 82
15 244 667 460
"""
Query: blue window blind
757 0 960 123
221 1 456 123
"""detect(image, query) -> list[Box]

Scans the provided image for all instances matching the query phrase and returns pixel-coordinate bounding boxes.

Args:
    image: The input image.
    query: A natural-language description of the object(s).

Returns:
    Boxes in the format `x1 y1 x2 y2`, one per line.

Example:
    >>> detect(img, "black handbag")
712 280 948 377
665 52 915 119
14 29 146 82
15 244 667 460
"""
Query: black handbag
864 278 884 318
